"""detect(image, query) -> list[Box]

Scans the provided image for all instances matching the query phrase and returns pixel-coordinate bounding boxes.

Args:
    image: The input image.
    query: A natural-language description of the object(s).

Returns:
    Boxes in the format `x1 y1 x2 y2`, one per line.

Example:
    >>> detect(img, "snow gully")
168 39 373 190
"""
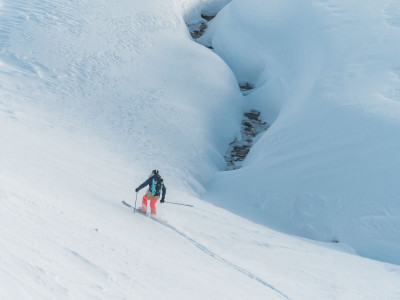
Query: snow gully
186 5 269 171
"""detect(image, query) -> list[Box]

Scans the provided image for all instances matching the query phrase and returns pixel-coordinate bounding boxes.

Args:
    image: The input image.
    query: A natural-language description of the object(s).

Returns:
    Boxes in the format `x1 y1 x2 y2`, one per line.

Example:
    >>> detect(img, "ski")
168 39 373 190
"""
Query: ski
122 200 136 210
122 201 150 216
163 201 194 207
122 200 133 208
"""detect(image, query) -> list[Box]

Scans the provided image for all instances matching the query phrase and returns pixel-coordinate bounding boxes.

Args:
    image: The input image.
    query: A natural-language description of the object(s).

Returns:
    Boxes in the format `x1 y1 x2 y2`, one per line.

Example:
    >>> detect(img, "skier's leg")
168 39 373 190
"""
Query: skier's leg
150 200 157 215
142 195 149 213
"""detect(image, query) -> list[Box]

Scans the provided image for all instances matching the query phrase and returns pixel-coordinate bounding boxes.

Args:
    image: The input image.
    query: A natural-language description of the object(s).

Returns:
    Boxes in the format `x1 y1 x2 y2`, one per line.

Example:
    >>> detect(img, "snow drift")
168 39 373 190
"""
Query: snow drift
204 0 400 264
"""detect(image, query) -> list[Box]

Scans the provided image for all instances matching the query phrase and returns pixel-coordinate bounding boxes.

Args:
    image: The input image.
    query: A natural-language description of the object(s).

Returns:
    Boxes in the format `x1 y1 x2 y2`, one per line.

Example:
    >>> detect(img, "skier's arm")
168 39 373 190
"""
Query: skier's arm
161 185 167 201
136 177 152 192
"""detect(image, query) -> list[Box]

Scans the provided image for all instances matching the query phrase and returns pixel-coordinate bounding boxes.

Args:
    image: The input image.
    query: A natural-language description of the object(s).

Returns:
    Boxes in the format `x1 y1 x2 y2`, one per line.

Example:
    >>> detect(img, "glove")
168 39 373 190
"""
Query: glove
160 198 165 203
135 188 139 193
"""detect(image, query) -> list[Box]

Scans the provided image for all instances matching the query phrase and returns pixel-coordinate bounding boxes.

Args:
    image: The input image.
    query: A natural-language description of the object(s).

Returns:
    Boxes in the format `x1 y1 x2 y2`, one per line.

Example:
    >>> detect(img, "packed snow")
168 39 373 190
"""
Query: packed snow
1 0 400 299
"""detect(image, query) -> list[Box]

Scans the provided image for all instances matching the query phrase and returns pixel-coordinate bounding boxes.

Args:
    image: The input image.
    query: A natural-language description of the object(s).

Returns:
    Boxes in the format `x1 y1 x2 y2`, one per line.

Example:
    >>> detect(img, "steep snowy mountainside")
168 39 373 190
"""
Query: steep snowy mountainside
1 0 400 299
0 103 284 299
2 103 400 300
204 0 400 264
0 0 242 194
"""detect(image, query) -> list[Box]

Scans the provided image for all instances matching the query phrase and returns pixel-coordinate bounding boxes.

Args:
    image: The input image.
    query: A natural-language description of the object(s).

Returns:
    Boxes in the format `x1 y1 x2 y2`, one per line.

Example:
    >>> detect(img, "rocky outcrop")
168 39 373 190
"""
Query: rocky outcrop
188 14 216 39
225 109 269 170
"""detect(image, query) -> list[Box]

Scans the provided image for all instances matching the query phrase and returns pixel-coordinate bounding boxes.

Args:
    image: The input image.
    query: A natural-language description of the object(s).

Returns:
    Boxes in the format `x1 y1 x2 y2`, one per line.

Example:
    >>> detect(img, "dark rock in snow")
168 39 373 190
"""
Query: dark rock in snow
201 14 216 22
244 111 260 121
239 82 255 95
189 22 207 39
224 110 269 170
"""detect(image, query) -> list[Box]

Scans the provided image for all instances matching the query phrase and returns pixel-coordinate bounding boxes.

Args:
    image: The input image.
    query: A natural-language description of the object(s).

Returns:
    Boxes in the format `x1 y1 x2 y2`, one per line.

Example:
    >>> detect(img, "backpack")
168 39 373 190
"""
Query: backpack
151 177 163 196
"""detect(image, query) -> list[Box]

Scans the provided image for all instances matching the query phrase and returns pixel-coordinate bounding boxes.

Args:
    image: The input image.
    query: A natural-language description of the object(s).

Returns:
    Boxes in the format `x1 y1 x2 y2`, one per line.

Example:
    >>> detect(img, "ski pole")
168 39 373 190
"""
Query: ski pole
163 201 194 207
134 192 138 213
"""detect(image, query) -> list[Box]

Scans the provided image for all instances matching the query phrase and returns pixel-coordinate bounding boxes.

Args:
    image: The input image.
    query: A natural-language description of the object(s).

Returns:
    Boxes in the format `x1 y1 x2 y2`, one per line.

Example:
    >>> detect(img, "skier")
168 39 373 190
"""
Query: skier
135 170 166 215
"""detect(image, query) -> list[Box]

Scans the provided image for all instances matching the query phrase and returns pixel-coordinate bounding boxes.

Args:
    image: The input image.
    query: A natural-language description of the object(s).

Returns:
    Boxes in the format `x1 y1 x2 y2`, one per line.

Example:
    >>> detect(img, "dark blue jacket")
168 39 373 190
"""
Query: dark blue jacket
137 174 167 200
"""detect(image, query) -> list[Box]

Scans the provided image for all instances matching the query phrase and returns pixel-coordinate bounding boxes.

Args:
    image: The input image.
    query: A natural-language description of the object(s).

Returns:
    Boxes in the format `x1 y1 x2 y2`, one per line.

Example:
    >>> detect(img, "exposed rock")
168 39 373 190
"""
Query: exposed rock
189 22 207 39
239 82 254 95
201 14 216 22
224 110 269 170
244 111 260 121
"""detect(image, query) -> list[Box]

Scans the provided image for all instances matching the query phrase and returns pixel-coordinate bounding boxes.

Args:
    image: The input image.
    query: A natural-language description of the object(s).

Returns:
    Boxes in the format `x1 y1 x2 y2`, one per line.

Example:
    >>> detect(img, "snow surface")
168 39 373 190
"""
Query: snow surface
203 0 400 265
1 0 400 299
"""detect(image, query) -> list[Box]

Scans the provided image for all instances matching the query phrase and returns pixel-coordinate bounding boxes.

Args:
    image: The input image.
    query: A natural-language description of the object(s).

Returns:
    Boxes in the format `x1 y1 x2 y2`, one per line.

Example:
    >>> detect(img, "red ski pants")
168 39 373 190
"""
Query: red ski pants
142 194 158 215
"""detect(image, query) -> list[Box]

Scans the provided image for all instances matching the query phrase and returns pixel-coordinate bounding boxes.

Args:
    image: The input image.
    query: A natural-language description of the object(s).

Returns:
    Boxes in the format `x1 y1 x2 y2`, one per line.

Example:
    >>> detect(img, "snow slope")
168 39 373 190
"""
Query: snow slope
204 0 400 265
1 0 400 299
0 0 242 194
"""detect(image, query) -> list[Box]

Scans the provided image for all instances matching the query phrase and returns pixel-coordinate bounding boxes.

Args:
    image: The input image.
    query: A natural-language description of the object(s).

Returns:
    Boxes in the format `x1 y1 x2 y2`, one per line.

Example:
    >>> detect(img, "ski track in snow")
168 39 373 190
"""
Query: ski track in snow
124 200 290 299
152 217 291 300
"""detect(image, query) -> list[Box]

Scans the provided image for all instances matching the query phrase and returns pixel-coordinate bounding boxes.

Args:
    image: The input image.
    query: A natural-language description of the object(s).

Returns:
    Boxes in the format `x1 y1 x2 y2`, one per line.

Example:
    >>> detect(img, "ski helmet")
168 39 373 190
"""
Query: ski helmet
152 170 159 175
